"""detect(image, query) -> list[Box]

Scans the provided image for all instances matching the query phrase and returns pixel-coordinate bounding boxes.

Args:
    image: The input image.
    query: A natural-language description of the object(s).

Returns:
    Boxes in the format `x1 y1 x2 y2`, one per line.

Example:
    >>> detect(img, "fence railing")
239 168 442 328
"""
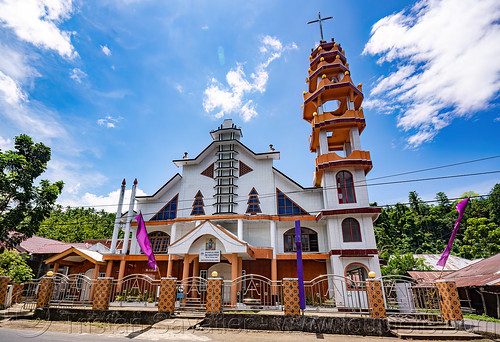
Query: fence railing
304 274 369 313
222 274 282 309
109 274 160 307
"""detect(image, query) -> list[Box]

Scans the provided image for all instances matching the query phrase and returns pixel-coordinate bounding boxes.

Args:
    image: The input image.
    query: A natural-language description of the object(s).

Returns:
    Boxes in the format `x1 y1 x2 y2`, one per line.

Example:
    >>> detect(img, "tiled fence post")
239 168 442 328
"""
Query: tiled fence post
92 277 113 310
436 279 463 321
0 276 10 309
206 278 223 313
282 278 300 316
12 283 24 303
158 277 176 313
366 279 386 318
36 276 54 308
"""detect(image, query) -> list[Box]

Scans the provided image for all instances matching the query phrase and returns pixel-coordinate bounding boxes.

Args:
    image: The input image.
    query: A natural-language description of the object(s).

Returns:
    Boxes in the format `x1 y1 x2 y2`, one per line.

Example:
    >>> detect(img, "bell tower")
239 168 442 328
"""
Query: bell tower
303 31 381 276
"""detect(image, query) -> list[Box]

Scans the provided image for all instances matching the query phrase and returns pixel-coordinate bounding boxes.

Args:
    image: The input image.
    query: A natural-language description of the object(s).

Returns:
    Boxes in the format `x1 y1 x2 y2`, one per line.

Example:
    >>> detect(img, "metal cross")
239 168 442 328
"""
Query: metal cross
307 12 333 41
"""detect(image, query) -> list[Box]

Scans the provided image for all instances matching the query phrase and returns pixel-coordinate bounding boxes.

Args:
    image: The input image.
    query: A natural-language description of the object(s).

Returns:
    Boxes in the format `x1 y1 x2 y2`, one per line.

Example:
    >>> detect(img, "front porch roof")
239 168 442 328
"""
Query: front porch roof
168 220 255 258
45 247 106 266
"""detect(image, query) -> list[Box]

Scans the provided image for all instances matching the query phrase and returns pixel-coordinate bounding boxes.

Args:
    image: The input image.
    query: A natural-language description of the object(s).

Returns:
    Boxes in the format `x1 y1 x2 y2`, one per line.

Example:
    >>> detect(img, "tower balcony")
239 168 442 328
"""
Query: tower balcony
309 110 366 152
303 77 363 122
309 41 346 65
314 150 372 186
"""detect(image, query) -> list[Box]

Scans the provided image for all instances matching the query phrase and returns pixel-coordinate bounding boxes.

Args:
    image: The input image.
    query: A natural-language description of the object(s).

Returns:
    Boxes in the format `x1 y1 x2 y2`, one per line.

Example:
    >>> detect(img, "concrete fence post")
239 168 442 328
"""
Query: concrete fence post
436 279 463 321
158 277 177 313
36 276 54 308
92 277 113 310
366 279 387 318
282 278 300 316
0 276 10 309
206 278 223 313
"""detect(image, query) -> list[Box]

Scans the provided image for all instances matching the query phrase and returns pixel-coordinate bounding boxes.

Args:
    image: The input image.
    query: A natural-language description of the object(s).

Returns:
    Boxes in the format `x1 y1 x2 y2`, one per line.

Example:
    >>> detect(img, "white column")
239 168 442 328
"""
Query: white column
130 228 138 254
237 219 243 240
319 130 329 155
270 220 277 258
122 178 137 255
170 223 177 244
349 127 361 151
110 179 126 254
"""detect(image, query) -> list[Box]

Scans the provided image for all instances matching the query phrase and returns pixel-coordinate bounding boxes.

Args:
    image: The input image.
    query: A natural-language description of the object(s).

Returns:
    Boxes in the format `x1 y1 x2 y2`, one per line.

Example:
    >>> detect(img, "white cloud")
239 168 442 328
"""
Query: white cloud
0 0 77 59
363 0 500 147
76 188 147 213
69 68 87 83
203 35 297 122
0 70 27 104
201 25 209 30
0 136 13 151
97 115 123 128
174 84 183 94
100 44 112 56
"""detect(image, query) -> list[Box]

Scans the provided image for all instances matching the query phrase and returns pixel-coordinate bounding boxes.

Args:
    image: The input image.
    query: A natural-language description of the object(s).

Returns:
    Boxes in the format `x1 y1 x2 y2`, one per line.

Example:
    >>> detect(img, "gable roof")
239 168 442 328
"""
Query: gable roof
136 173 182 199
45 247 105 265
17 235 87 255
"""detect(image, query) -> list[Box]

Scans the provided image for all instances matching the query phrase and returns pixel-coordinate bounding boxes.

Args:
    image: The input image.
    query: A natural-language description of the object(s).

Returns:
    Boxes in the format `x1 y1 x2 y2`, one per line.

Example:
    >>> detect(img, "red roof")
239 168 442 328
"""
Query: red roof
442 252 500 287
18 235 86 254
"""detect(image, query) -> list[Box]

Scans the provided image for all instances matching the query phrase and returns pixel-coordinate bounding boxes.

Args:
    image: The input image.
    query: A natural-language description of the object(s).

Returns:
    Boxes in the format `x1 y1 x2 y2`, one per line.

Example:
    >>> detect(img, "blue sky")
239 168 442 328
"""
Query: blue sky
0 0 499 212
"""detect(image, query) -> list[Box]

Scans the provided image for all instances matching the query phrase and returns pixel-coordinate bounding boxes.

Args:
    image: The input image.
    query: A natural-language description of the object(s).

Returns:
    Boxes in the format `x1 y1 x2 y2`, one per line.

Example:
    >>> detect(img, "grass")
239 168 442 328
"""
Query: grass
463 313 500 323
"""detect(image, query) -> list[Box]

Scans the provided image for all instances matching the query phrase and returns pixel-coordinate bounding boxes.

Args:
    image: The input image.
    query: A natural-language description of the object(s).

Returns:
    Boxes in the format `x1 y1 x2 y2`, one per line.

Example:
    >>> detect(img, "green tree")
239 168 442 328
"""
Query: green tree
381 253 431 276
460 217 500 259
37 206 116 243
488 184 500 226
0 250 34 283
0 135 63 247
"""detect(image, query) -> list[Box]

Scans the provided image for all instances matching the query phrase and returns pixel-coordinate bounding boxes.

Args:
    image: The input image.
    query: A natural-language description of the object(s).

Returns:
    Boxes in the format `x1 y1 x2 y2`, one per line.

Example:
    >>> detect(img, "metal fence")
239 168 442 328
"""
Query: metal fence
109 274 160 307
176 277 207 309
223 274 282 310
304 274 369 313
381 275 442 320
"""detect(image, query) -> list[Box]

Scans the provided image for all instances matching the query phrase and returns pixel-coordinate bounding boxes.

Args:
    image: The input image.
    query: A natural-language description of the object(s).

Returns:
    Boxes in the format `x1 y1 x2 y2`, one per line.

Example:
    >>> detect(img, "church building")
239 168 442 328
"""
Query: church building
47 38 382 285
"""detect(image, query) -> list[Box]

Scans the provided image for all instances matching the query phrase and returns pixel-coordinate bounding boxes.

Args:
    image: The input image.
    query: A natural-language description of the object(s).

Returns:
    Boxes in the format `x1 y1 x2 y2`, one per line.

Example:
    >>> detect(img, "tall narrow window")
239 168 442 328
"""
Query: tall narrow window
276 189 309 216
342 218 361 242
191 191 205 215
246 188 262 214
150 194 178 221
283 227 319 252
336 171 356 204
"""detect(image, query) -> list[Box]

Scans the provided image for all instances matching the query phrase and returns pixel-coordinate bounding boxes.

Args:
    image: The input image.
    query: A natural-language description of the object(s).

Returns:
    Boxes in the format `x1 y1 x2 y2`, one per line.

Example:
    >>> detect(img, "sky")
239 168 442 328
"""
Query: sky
0 0 499 213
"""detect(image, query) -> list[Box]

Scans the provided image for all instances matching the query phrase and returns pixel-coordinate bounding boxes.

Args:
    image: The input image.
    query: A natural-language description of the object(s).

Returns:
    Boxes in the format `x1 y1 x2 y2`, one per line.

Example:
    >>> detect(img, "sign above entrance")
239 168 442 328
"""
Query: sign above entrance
200 250 220 263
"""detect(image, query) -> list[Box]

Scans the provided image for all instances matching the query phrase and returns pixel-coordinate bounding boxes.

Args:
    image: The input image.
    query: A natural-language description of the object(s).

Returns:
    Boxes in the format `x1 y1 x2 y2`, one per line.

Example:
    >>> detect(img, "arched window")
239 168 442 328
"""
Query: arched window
336 171 356 204
283 227 319 252
342 218 362 242
345 263 368 289
148 231 170 254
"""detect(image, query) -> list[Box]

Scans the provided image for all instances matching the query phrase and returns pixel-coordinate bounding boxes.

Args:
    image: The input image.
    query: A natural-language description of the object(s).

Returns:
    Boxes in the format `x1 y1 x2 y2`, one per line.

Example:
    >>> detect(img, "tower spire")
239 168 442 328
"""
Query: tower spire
307 12 333 41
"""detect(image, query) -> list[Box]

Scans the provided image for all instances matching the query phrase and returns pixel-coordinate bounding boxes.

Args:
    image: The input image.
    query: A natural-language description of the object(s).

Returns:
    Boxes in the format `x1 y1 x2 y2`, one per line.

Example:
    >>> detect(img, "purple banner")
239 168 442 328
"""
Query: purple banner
436 197 469 267
295 220 306 310
135 212 159 271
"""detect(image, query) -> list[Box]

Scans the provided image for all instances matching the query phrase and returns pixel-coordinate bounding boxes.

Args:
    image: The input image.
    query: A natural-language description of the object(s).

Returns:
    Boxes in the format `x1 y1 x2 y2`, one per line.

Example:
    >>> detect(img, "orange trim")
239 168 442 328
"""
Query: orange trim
135 214 315 226
45 247 106 265
277 253 329 260
102 254 171 261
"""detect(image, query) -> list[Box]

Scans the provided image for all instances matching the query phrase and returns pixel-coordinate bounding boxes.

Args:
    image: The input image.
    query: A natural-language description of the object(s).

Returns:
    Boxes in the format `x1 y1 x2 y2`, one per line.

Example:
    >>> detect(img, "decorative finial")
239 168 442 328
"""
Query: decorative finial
122 178 126 185
133 178 138 185
183 152 188 159
269 144 275 152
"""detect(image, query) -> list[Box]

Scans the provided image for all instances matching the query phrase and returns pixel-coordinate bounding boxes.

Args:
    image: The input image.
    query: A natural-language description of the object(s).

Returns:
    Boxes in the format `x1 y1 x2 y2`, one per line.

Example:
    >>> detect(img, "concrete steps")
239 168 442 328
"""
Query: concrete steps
389 321 483 340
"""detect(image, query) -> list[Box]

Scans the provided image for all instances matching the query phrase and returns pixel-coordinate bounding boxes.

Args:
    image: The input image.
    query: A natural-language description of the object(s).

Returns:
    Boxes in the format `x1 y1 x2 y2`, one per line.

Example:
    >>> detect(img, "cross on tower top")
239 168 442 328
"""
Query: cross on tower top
307 12 333 42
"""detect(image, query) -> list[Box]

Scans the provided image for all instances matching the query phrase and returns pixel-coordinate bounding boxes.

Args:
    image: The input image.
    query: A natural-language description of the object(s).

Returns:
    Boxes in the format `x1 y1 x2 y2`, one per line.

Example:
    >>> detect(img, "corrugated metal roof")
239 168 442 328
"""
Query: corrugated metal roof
442 253 500 287
18 235 86 254
413 254 477 271
408 271 454 282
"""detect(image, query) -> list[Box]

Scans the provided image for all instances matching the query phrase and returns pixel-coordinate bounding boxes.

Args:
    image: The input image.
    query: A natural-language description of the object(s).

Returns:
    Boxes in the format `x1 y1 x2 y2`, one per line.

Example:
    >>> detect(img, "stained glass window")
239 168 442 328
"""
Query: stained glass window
276 189 309 216
246 188 262 214
150 194 178 221
342 218 362 242
191 191 205 215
